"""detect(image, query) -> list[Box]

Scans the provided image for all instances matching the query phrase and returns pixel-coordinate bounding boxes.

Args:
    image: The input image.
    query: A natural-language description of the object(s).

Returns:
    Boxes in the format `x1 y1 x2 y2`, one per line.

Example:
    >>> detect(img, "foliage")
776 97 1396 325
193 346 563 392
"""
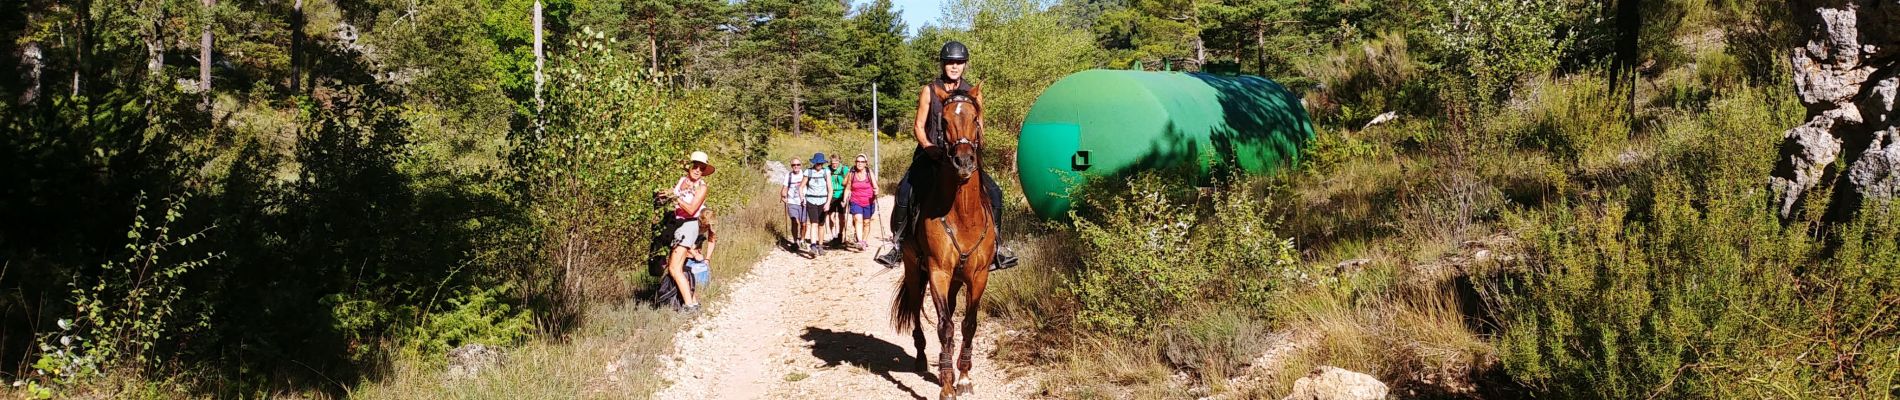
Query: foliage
1483 88 1896 398
1493 73 1632 171
937 0 1103 131
31 194 220 391
1423 0 1590 102
1067 173 1297 336
396 285 536 363
516 27 717 314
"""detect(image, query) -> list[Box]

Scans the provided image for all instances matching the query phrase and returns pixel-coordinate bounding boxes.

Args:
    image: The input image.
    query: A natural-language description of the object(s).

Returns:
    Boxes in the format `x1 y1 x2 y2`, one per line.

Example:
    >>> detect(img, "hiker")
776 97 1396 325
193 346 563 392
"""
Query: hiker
875 41 1017 270
663 151 715 312
845 153 878 250
802 153 833 255
827 157 848 246
783 157 808 248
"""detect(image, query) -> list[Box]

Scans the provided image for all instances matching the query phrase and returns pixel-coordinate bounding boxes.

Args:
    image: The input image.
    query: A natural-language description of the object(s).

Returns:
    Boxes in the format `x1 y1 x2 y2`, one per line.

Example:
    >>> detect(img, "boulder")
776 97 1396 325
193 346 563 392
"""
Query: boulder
1281 366 1388 400
444 343 505 380
1773 1 1900 218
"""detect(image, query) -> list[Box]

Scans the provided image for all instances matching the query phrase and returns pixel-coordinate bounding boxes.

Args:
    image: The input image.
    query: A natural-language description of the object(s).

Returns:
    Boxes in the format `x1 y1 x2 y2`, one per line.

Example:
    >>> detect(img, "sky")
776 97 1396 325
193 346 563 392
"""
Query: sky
855 0 944 37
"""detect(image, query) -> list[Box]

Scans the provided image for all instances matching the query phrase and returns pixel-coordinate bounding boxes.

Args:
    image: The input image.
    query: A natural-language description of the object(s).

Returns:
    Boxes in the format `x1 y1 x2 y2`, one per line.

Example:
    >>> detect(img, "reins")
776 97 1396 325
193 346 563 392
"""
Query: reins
935 195 991 274
925 86 990 273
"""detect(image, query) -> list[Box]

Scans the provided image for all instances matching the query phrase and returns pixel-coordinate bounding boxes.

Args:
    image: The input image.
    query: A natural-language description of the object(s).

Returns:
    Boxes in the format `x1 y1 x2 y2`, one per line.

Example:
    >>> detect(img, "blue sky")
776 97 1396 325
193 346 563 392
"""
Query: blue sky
854 0 944 37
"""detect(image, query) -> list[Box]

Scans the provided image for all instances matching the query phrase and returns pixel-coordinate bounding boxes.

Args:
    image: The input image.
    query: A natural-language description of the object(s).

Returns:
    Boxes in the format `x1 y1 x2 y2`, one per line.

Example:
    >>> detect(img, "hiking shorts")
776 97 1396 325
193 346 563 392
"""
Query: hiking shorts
671 219 701 249
786 203 808 224
803 203 825 222
849 202 875 218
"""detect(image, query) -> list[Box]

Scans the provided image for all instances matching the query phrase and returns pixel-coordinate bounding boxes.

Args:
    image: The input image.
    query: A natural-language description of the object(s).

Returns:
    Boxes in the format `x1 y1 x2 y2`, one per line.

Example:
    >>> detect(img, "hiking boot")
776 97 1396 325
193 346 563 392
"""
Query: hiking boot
875 244 903 268
989 246 1020 272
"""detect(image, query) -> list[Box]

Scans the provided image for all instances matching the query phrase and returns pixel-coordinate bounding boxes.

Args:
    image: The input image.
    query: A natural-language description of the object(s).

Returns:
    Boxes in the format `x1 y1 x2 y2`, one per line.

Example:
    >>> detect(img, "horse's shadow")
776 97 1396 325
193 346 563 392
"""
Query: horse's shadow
800 327 936 399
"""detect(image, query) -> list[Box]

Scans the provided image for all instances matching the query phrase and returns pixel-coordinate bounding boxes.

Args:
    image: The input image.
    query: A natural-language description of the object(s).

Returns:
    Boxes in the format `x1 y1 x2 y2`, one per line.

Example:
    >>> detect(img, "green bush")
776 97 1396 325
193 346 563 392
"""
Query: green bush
31 194 221 393
1488 73 1631 171
516 27 720 314
397 285 536 364
1482 88 1897 398
1067 173 1297 337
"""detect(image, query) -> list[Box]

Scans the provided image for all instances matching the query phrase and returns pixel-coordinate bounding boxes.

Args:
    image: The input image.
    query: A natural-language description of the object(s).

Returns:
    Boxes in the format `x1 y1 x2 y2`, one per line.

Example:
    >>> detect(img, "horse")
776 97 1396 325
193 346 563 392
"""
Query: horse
892 85 996 400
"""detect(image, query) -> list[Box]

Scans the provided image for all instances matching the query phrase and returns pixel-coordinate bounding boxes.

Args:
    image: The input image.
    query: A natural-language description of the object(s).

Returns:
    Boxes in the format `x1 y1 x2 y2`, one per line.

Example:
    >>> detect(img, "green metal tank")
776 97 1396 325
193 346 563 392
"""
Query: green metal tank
1016 69 1314 219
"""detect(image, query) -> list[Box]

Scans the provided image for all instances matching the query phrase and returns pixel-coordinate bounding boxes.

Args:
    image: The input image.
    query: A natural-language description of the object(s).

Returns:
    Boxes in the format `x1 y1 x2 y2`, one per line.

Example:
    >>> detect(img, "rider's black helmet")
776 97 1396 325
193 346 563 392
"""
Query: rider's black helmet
939 41 969 62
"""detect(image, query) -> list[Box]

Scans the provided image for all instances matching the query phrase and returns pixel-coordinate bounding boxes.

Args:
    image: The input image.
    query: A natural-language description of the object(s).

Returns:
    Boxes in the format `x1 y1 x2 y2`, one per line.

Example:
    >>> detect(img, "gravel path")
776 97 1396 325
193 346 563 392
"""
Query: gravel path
653 196 1038 400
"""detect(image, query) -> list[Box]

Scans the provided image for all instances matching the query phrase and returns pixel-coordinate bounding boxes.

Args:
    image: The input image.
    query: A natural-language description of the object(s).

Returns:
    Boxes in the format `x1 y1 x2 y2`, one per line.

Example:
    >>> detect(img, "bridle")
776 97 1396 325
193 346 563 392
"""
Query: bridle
931 90 990 272
938 91 983 175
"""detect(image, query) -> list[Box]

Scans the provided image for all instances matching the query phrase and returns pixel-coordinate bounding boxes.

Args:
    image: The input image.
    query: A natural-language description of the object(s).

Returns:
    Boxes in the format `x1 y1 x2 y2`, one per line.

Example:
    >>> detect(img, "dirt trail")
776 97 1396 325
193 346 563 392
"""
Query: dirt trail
653 196 1038 400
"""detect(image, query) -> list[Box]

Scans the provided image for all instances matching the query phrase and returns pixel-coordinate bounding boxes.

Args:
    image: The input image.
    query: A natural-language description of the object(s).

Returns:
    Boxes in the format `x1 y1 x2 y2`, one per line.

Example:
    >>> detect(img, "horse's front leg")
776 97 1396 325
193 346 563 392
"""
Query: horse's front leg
937 278 962 399
956 269 987 396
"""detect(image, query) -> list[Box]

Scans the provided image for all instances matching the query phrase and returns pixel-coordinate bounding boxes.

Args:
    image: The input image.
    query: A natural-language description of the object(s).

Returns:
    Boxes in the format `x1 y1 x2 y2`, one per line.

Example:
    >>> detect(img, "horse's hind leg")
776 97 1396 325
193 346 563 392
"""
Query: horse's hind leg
911 312 928 373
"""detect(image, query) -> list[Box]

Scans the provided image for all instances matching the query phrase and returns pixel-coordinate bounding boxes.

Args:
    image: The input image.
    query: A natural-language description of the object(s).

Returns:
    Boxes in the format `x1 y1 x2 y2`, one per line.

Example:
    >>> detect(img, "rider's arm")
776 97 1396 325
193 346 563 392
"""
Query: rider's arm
914 86 934 149
971 85 986 146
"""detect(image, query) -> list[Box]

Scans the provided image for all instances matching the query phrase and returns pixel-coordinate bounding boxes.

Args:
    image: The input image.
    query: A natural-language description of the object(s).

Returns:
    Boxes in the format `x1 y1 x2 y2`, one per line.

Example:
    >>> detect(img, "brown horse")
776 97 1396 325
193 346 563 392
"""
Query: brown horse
892 85 996 400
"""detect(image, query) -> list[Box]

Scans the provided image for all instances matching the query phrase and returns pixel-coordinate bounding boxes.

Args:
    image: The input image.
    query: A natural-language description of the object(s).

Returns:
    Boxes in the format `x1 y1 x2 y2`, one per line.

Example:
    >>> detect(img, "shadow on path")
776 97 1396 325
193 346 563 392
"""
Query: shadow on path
801 327 935 400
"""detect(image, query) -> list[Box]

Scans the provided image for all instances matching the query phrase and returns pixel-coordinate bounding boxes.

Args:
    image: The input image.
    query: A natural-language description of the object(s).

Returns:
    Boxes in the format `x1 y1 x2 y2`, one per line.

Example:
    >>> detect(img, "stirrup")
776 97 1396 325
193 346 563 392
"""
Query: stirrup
989 246 1020 272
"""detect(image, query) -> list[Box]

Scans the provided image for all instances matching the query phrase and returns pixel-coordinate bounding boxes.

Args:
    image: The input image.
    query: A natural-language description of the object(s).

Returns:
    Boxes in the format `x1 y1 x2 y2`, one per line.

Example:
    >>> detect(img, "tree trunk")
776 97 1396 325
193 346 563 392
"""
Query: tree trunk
291 0 303 93
19 42 43 104
533 0 544 110
1255 25 1265 75
790 13 803 136
792 58 803 136
201 0 214 108
649 24 660 77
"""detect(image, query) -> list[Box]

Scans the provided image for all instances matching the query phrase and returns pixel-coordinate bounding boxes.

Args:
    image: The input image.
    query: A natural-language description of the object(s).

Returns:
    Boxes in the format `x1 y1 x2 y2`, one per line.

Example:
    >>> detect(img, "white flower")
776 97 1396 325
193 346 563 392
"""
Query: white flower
56 319 71 331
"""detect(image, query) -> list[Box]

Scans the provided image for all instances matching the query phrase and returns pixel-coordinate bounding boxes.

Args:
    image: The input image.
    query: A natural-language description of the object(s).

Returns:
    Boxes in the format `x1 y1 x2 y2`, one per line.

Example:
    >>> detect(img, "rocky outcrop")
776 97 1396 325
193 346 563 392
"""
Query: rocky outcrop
444 344 505 380
1281 366 1389 400
1773 1 1900 218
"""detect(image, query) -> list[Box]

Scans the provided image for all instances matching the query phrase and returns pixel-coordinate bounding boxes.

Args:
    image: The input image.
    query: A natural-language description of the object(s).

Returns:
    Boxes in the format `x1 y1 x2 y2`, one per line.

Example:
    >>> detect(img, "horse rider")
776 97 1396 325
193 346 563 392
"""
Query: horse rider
875 41 1018 271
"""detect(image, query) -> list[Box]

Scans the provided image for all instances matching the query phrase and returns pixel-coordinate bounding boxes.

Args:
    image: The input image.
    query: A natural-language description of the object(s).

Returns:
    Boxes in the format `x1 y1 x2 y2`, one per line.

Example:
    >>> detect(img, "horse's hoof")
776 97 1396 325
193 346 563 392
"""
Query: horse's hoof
955 380 975 396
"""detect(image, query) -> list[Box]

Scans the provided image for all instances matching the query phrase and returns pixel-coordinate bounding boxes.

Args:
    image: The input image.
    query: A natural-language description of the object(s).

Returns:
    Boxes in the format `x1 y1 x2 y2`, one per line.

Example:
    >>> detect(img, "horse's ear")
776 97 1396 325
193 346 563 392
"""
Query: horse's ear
929 84 950 101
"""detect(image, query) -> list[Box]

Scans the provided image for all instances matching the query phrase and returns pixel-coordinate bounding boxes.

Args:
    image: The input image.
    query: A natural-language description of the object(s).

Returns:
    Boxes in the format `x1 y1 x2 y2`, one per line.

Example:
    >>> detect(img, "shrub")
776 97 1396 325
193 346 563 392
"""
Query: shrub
1486 73 1631 172
1481 88 1896 398
31 194 221 393
516 27 720 317
1067 173 1297 337
396 284 535 364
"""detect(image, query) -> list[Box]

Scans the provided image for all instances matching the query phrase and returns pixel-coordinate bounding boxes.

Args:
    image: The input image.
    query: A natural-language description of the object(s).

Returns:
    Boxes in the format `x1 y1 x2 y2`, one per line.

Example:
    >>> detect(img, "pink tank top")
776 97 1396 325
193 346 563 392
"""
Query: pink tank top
848 171 876 206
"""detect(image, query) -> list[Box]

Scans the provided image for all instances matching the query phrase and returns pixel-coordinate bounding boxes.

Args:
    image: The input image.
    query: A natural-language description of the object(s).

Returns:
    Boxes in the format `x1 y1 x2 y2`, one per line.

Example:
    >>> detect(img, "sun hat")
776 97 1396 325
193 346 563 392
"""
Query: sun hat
811 152 828 165
688 151 716 176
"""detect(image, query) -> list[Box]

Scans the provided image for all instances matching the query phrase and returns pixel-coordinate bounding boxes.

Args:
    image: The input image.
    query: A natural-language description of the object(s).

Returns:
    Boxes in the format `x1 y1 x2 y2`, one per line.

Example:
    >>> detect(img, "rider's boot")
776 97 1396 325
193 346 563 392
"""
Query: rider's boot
983 172 1018 271
876 176 914 268
875 209 907 268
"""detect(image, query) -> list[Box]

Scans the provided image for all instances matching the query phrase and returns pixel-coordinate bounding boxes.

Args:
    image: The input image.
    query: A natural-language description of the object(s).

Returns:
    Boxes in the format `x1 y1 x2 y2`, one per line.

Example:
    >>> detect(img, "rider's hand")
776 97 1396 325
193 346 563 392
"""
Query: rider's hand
923 144 948 161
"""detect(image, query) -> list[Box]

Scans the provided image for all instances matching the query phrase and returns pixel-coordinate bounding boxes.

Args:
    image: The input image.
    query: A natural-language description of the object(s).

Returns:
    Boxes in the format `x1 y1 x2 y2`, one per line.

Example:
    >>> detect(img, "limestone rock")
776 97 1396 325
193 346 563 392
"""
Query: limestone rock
444 344 505 380
1281 366 1388 400
1774 1 1900 218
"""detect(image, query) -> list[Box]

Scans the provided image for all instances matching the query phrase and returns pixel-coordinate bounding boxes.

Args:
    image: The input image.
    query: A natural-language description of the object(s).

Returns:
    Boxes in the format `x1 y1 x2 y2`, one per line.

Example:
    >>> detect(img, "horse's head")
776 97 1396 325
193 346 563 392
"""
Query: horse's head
935 86 983 181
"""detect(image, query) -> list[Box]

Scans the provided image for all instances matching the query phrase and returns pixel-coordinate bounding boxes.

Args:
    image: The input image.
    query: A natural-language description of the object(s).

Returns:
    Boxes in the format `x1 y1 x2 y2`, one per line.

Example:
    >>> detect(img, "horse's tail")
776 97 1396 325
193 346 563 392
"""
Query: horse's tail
892 263 927 333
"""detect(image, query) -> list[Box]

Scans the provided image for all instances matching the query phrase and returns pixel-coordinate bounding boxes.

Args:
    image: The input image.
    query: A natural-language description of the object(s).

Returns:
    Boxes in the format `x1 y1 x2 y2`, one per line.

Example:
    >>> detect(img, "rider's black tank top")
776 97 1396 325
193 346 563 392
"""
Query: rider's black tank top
923 77 960 147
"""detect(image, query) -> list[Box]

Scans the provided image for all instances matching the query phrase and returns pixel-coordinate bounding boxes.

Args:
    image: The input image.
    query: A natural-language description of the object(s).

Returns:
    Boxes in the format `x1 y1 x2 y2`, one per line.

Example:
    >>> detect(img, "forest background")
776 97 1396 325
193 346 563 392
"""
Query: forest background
2 0 1895 398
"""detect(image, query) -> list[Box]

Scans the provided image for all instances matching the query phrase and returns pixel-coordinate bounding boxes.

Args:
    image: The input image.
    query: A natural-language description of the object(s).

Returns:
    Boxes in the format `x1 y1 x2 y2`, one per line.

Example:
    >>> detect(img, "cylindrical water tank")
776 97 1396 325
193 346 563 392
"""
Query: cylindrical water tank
1016 69 1314 219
